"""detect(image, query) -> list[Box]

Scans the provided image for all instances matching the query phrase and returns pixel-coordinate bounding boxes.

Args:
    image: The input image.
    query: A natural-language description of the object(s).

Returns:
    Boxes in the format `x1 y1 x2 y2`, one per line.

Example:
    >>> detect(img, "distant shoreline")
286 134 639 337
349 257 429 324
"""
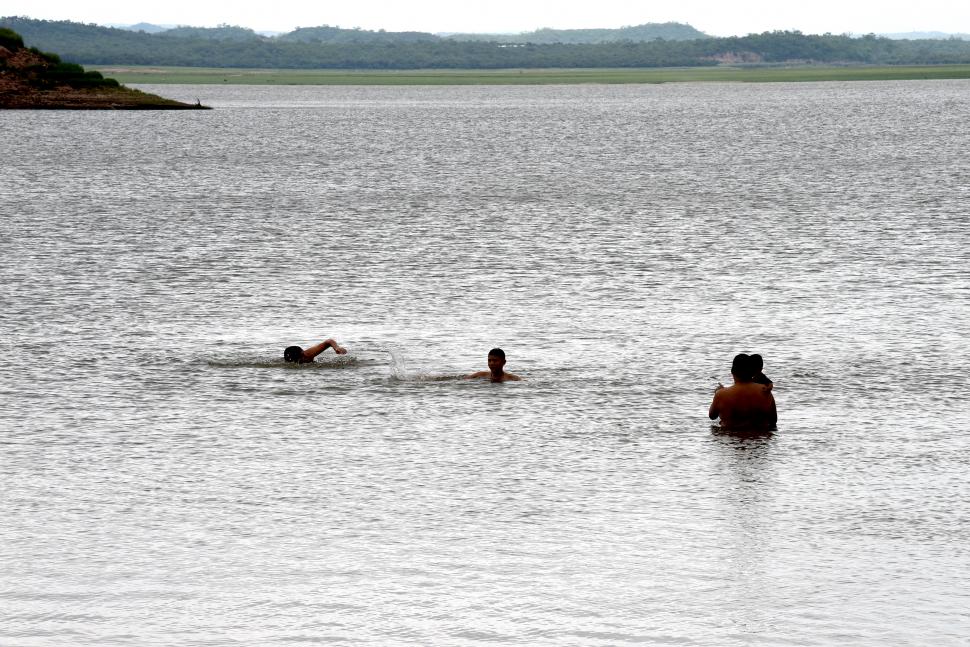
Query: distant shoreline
91 64 970 85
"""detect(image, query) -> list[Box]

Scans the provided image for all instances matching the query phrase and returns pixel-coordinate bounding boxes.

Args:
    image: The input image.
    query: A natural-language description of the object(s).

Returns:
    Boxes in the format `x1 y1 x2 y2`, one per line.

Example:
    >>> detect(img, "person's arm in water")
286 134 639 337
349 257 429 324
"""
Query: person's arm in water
464 371 523 381
708 388 723 420
303 339 346 361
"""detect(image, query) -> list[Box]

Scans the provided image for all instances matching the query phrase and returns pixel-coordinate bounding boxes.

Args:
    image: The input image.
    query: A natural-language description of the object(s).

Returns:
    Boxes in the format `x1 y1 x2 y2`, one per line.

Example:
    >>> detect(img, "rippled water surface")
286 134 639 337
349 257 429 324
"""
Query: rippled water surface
2 82 969 645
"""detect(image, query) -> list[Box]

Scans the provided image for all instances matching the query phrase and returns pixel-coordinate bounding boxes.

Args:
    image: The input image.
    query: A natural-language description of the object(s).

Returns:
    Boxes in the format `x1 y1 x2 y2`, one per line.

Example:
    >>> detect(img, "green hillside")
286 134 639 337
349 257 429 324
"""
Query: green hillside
0 26 206 109
159 24 262 41
278 25 438 44
5 17 970 70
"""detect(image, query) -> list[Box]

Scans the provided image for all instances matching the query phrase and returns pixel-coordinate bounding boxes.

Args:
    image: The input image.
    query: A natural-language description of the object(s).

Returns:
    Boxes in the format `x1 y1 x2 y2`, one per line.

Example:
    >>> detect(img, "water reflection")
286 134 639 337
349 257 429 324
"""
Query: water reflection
710 431 778 638
711 424 775 440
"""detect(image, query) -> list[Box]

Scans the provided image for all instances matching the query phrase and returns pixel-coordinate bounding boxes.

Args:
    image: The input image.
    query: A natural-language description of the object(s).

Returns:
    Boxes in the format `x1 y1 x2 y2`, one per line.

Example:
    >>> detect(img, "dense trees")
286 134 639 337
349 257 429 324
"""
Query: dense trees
279 25 438 44
159 24 262 41
4 17 970 69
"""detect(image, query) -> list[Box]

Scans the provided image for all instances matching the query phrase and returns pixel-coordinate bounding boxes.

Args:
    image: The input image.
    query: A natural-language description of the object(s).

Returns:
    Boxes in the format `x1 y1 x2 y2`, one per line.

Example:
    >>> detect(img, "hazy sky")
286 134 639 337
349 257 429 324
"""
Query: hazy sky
6 0 970 36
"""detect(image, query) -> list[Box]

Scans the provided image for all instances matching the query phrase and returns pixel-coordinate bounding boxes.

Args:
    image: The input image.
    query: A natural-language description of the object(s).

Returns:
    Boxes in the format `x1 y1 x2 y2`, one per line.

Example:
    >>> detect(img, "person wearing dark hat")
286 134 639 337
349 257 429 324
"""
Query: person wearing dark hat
283 338 346 364
709 353 776 431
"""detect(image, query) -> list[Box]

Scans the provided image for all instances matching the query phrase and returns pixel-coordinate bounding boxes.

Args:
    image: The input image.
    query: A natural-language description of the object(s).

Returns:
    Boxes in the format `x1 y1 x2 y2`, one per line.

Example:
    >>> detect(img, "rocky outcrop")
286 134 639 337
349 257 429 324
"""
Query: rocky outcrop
0 30 207 110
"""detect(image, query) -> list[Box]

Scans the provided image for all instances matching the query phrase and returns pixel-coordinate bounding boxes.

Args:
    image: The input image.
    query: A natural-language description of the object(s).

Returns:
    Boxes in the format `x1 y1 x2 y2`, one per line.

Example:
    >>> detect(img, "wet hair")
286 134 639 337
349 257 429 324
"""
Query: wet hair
488 348 505 359
750 354 764 372
731 353 753 380
283 346 304 363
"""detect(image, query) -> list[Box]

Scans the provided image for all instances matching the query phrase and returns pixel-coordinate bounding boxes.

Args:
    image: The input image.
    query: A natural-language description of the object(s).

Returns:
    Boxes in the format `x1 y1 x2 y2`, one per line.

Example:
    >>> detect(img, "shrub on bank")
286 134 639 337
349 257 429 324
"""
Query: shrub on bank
25 58 124 89
0 26 23 50
28 46 61 63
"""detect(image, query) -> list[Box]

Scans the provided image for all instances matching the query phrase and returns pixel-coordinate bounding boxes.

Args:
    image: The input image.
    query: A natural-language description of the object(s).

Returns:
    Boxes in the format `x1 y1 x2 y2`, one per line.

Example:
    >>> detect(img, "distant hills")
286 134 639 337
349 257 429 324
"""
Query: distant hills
278 25 439 44
118 22 173 34
113 22 284 38
108 22 970 44
881 31 970 40
106 20 708 44
5 16 970 69
444 23 710 43
158 24 264 41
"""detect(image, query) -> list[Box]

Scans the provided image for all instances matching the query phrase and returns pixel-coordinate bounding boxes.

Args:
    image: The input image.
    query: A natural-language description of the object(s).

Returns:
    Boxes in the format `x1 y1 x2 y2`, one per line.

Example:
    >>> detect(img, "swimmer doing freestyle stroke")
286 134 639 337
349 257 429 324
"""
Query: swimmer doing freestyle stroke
283 338 347 364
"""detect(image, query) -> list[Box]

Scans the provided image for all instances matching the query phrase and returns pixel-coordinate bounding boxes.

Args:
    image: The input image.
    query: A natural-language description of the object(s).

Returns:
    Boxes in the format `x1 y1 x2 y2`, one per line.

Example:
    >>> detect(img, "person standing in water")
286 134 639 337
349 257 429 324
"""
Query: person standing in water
283 339 347 364
465 348 523 382
750 353 773 391
709 353 776 431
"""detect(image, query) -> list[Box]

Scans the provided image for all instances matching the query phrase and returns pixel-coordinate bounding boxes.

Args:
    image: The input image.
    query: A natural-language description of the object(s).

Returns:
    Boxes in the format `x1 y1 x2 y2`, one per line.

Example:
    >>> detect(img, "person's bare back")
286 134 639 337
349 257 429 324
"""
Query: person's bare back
709 381 776 431
709 354 777 431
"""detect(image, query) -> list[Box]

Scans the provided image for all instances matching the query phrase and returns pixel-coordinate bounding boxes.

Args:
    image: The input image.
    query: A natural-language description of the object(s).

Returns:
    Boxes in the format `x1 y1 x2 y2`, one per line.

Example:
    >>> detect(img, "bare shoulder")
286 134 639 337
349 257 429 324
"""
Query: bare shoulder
465 371 489 379
503 373 523 381
715 383 737 398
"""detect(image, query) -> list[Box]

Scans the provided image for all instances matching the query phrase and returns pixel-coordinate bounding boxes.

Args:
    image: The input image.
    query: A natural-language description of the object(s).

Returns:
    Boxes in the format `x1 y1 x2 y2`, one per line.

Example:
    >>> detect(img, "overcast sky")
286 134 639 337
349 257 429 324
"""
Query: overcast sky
6 0 970 36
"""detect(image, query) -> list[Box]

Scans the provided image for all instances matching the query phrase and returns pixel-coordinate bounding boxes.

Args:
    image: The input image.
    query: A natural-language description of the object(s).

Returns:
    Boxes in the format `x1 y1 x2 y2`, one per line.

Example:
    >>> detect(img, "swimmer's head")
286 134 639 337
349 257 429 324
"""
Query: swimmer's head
487 347 506 372
750 353 764 372
731 353 753 381
283 346 304 363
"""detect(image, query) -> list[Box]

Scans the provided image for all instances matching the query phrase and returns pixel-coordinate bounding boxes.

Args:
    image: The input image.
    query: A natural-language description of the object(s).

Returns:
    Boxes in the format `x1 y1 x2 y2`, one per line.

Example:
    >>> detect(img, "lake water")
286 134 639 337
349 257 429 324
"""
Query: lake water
2 81 969 646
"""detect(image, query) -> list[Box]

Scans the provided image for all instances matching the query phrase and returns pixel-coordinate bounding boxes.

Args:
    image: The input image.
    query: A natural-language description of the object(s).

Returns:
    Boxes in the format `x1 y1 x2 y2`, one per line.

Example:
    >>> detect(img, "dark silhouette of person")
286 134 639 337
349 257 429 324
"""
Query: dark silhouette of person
709 353 776 431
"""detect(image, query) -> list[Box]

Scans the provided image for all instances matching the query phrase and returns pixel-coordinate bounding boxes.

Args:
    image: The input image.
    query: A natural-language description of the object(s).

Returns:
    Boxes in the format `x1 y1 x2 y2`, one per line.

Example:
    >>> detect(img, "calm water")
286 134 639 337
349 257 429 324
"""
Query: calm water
2 81 969 646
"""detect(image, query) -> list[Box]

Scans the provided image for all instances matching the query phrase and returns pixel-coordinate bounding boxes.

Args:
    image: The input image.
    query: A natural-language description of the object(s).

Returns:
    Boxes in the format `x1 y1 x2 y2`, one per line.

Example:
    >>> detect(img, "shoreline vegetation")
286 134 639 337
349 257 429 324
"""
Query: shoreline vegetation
0 27 208 109
6 17 970 72
92 64 970 85
5 16 970 95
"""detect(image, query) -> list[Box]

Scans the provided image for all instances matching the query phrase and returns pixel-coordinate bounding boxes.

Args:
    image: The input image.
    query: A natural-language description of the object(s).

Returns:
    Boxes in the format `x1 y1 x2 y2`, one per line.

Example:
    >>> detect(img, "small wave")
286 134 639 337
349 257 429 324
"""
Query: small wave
393 373 466 383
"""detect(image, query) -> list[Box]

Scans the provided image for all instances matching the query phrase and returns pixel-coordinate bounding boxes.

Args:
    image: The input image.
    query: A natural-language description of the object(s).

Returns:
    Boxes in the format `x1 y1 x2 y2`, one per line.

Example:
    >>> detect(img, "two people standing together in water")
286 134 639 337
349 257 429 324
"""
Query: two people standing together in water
709 353 777 432
284 339 775 428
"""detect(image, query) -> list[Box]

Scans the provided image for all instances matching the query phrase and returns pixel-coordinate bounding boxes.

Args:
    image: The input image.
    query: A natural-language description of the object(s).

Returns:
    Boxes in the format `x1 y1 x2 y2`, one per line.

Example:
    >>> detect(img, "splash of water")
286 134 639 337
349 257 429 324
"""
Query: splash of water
386 346 408 380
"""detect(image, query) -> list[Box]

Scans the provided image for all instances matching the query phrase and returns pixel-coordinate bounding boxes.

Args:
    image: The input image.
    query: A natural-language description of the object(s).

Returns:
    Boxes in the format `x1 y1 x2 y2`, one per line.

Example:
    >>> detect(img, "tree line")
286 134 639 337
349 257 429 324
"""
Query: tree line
4 17 970 69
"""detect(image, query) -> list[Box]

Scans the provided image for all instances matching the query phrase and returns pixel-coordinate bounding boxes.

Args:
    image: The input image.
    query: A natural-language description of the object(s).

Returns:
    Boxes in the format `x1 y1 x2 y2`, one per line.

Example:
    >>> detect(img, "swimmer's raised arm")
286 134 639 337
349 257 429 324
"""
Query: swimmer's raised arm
303 338 347 360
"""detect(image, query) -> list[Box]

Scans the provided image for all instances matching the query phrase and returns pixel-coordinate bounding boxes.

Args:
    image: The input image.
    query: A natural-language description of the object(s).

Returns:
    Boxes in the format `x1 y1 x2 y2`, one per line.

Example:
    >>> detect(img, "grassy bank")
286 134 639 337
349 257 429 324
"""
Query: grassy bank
89 65 970 85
